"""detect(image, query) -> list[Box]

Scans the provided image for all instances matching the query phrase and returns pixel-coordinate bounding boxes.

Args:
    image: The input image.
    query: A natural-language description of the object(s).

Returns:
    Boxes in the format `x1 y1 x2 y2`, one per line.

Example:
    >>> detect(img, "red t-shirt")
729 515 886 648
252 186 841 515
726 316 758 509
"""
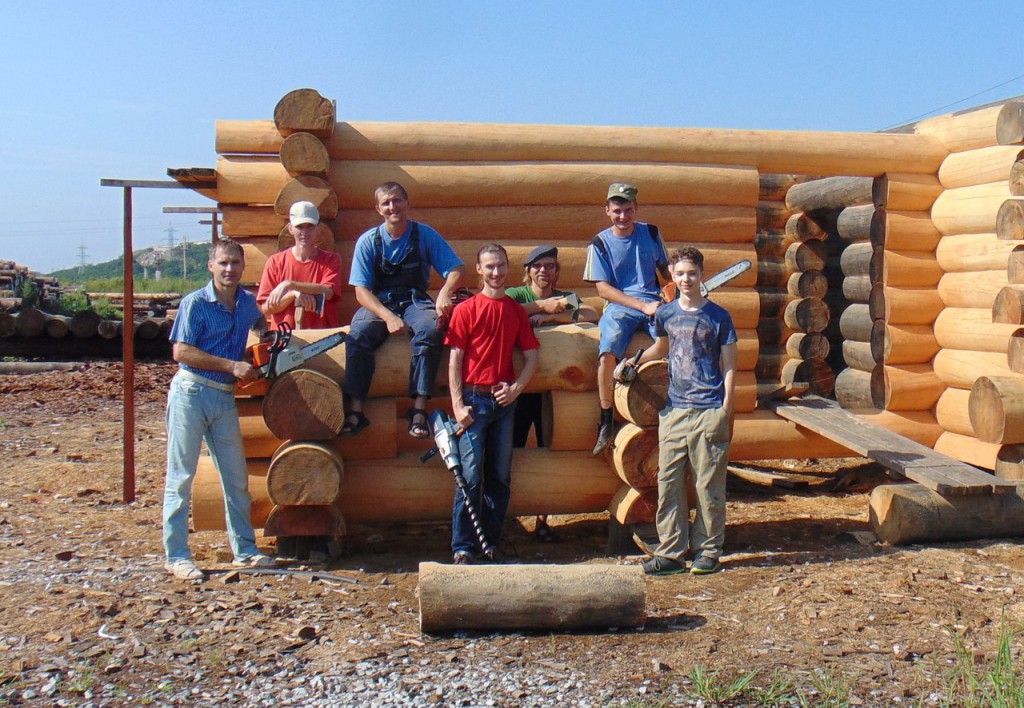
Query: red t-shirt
444 293 540 386
256 248 343 329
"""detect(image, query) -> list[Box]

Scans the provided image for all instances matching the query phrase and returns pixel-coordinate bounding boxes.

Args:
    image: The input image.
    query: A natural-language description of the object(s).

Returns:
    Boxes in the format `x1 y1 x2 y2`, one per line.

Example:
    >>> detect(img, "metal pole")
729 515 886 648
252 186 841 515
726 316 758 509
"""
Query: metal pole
122 187 136 503
211 212 219 245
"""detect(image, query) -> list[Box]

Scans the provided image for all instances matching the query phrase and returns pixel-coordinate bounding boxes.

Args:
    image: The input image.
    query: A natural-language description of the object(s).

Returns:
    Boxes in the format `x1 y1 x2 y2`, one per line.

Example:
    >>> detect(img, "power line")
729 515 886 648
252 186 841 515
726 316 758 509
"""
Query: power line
881 71 1024 131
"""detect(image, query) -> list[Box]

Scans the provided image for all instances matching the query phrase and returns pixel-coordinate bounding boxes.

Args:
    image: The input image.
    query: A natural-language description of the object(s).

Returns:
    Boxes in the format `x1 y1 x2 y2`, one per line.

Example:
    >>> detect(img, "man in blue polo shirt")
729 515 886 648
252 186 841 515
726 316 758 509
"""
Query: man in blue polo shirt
584 182 669 455
163 238 275 581
344 181 464 439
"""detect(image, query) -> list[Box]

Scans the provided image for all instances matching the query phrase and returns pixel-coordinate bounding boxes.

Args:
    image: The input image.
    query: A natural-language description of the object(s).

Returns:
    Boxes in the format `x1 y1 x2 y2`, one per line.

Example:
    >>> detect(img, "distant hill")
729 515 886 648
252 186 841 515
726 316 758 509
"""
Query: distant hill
53 243 212 287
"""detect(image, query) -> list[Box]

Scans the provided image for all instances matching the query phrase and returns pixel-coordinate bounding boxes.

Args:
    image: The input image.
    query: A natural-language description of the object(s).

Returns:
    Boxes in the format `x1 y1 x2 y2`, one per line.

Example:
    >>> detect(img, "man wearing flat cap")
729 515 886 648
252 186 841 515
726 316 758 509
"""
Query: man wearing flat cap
257 201 343 330
507 245 599 540
584 183 669 455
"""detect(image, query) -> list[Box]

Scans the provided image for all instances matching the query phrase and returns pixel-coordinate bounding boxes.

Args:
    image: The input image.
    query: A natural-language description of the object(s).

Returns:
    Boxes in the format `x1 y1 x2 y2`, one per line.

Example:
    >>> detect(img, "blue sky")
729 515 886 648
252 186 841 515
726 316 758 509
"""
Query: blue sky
2 1 1023 273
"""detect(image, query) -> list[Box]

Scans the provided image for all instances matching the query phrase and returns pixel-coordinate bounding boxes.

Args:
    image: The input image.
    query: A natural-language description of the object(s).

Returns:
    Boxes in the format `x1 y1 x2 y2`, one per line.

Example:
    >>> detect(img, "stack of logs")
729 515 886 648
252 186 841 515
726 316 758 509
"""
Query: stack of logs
0 307 170 341
910 103 1024 476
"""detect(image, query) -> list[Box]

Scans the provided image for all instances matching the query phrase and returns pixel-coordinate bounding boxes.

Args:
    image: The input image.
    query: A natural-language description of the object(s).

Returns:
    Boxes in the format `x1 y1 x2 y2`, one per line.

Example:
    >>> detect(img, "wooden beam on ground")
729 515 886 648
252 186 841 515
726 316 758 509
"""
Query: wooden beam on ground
727 465 809 489
763 395 1014 496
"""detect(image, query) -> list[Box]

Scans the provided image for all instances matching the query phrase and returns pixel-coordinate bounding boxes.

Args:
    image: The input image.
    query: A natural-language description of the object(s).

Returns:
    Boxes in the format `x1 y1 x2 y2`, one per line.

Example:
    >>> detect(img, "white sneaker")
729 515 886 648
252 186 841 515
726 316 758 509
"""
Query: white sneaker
232 553 276 568
165 559 206 581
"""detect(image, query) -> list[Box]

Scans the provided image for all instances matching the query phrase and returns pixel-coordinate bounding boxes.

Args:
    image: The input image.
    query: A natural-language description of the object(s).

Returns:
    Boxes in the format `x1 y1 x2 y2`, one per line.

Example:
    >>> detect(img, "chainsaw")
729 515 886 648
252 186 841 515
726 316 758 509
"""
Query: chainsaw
661 258 753 301
238 322 346 394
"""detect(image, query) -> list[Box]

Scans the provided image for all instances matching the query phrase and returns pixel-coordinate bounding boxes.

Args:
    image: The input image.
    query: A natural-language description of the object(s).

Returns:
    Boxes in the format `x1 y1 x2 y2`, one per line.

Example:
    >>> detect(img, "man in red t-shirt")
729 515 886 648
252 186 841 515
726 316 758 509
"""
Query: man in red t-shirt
257 201 343 329
444 244 540 564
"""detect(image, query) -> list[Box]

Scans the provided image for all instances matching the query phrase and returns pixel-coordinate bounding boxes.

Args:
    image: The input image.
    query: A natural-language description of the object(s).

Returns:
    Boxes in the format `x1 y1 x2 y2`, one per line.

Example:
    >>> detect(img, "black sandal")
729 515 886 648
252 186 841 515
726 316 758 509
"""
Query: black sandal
408 408 430 439
535 517 559 543
341 411 370 436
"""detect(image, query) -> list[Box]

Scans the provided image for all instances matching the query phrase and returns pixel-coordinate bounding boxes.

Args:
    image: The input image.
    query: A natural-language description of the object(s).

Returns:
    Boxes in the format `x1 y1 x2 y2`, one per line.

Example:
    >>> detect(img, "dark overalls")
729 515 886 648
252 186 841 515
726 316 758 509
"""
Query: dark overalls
343 224 444 401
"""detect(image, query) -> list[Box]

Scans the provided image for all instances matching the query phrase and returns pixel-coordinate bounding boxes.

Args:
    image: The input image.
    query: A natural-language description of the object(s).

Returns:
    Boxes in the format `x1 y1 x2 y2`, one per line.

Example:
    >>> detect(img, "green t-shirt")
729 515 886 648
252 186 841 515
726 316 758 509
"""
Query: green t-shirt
505 285 572 304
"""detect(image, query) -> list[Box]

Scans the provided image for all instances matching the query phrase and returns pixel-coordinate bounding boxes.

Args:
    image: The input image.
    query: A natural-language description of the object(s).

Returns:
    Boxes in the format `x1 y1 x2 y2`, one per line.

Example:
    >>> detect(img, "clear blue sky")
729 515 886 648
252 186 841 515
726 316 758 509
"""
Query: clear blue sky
3 1 1023 273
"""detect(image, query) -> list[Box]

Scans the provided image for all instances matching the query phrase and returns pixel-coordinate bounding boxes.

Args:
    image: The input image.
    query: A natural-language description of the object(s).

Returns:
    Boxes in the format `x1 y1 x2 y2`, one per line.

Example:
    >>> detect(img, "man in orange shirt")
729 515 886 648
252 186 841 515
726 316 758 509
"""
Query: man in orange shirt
257 201 343 329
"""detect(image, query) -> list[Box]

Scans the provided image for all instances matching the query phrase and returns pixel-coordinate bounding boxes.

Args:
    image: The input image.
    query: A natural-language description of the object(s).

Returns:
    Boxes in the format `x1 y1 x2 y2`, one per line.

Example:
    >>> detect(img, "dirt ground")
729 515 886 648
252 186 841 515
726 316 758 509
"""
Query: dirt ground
1 362 1023 705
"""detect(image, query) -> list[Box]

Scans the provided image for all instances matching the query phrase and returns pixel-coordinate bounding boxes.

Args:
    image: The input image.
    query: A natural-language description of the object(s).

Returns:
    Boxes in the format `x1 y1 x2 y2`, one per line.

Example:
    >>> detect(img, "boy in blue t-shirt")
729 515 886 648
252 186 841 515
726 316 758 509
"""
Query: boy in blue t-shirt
583 183 669 455
615 246 737 576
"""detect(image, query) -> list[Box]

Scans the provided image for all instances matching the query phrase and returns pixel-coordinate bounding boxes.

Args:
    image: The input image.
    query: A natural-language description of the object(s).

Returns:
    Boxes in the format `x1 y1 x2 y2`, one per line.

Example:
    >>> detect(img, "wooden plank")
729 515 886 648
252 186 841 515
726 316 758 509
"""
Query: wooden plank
727 465 809 489
765 395 1013 495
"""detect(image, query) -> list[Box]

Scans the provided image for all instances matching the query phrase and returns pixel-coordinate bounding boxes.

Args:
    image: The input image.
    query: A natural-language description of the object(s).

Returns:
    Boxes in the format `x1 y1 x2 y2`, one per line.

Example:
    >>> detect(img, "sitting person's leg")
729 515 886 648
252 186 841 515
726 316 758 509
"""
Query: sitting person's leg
403 297 444 438
342 307 390 434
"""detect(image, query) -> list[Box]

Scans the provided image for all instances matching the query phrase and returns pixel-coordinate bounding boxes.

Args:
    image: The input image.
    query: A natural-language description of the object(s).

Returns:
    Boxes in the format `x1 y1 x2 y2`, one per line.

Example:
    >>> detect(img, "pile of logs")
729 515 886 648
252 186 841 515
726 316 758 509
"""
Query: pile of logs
86 292 181 318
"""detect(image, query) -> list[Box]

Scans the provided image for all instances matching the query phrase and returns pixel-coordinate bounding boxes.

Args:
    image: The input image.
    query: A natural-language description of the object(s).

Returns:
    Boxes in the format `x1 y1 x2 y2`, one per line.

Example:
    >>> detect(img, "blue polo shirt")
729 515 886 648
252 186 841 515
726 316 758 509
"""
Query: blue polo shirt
169 282 262 384
348 220 463 290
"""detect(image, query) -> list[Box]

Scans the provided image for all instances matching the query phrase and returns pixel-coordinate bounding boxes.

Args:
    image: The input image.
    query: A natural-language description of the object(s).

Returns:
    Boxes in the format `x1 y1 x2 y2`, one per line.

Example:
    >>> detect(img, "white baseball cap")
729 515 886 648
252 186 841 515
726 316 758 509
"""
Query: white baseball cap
289 201 320 226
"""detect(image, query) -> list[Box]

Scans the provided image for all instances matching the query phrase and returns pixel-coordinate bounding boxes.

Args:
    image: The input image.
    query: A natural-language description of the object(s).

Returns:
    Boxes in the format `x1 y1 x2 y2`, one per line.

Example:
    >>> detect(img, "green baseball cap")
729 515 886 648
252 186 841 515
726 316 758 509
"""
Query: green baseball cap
607 183 638 201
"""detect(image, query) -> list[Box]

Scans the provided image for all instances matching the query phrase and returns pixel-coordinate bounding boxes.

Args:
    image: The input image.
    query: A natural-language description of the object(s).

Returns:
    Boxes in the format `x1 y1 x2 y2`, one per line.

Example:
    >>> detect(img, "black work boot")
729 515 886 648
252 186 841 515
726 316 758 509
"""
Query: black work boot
592 408 615 455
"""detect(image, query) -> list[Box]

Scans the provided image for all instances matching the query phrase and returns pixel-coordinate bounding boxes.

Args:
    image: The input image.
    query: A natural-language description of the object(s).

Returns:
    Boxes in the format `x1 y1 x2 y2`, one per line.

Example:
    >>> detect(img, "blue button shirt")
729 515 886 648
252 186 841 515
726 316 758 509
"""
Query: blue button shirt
169 282 262 384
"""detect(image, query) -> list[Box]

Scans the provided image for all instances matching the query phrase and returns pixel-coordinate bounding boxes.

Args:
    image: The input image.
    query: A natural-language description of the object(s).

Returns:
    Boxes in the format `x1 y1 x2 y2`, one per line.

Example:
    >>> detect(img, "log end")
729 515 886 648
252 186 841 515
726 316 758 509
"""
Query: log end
273 88 336 138
996 101 1024 146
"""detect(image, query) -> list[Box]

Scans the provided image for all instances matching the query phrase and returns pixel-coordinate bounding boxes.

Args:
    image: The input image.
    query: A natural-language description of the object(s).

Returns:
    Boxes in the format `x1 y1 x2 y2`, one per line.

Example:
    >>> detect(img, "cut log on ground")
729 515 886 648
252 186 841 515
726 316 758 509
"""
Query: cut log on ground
869 482 1024 545
417 562 646 633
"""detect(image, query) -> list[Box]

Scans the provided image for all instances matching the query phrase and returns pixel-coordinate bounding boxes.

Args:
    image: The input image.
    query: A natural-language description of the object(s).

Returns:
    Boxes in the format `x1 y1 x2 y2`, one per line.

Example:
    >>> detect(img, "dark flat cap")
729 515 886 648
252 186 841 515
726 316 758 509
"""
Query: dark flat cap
524 245 558 267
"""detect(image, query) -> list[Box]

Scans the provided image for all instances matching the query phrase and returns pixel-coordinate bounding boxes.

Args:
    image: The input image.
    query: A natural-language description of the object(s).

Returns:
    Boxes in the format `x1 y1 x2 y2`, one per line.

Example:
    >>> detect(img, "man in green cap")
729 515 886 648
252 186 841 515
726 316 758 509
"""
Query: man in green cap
583 183 669 455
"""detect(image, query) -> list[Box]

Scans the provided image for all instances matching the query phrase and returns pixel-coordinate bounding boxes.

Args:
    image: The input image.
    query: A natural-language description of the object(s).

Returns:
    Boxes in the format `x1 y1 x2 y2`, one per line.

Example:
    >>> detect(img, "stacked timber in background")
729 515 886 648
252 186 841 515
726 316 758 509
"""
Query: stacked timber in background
911 103 1024 475
186 87 961 541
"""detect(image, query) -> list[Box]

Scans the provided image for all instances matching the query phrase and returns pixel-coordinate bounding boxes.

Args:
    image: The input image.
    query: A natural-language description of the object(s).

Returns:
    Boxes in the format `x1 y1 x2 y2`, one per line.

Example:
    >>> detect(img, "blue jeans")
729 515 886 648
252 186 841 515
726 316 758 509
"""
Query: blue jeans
451 391 516 556
598 301 659 358
163 372 260 563
344 292 443 401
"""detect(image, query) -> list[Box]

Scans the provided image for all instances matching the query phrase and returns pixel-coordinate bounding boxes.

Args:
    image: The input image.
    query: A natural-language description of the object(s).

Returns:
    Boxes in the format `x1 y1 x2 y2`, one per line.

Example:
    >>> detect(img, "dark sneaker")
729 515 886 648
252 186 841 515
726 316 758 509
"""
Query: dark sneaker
690 555 722 575
452 551 473 565
592 422 615 455
641 556 687 576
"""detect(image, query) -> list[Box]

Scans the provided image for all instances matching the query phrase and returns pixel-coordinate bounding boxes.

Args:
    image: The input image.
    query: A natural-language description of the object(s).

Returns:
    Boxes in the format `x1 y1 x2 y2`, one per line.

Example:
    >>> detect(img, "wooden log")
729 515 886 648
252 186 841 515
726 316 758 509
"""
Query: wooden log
783 298 829 334
868 482 1024 546
780 358 834 396
279 132 330 176
1010 247 1024 284
44 314 70 339
784 212 827 242
216 155 761 208
787 270 827 299
934 387 974 436
273 175 337 219
843 340 876 373
836 204 874 241
937 146 1024 189
759 174 808 201
217 119 947 174
996 102 1024 145
263 503 345 539
273 88 336 138
1009 328 1024 374
417 561 646 633
871 364 943 411
993 286 1024 324
870 208 941 251
757 201 791 230
934 308 1020 353
834 367 874 410
608 485 659 524
840 242 873 277
995 446 1024 481
755 346 792 380
757 317 794 346
969 375 1024 444
133 318 161 339
266 441 344 505
875 250 942 288
933 348 1013 388
930 181 1012 236
14 307 45 337
544 391 596 451
995 198 1024 240
784 241 826 272
937 270 1008 309
933 431 1001 470
0 312 15 338
872 173 942 211
935 233 1015 272
757 288 792 319
914 103 1010 152
613 360 668 427
839 303 872 342
785 176 874 213
757 260 793 288
1013 155 1024 197
786 332 830 360
871 321 939 365
69 309 101 337
754 229 794 258
97 319 122 340
262 369 346 440
842 275 872 303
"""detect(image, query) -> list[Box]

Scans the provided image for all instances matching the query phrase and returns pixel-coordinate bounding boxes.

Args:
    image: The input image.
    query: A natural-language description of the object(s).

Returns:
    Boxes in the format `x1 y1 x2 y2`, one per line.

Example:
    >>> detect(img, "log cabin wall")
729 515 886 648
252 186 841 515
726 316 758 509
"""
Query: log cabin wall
195 88 1024 534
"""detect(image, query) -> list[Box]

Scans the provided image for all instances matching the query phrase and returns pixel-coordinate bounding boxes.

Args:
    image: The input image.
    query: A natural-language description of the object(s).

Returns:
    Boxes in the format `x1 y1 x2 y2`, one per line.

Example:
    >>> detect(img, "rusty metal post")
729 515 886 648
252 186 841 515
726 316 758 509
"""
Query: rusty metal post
122 186 136 503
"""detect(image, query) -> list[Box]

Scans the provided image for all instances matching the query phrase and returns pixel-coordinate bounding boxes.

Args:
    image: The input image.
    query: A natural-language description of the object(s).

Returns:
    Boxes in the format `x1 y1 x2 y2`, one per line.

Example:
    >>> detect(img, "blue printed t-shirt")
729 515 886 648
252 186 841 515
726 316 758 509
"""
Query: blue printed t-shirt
582 222 668 301
348 220 463 290
169 282 263 385
655 299 737 409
